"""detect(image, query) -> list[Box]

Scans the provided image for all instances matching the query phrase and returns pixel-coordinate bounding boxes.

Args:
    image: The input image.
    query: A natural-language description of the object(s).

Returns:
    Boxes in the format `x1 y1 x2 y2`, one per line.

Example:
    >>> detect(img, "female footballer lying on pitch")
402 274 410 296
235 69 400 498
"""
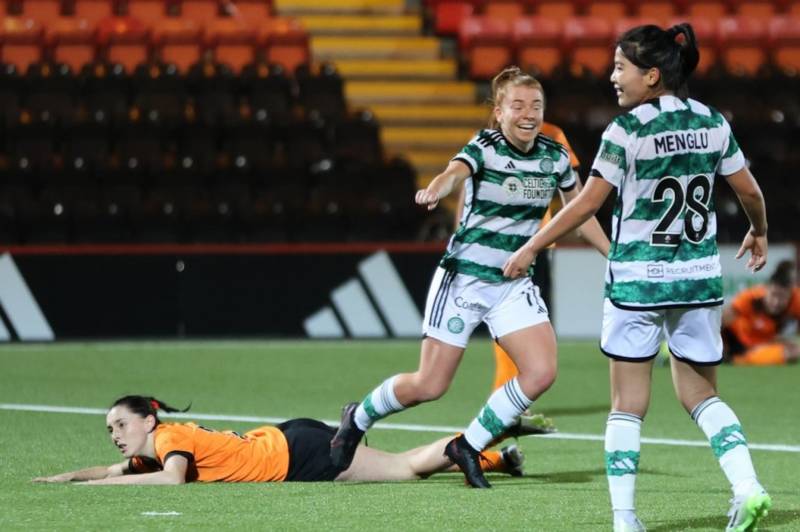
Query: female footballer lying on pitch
32 395 523 484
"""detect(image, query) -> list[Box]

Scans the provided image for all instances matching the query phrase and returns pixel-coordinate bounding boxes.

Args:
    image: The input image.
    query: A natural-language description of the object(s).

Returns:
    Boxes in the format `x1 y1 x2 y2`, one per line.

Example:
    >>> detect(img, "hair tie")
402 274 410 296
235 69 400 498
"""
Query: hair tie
150 400 159 411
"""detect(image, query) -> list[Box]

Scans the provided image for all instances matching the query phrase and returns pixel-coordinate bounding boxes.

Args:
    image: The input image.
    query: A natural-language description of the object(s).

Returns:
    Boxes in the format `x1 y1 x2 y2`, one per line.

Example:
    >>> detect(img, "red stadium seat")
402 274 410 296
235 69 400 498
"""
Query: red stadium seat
634 1 678 19
732 0 779 20
586 0 630 21
151 18 201 73
459 16 513 80
97 16 150 72
563 17 614 77
434 2 475 36
47 18 96 73
513 16 563 77
258 17 309 73
532 0 577 22
74 0 114 23
0 18 44 72
669 16 718 75
21 0 63 21
484 1 526 22
768 16 800 73
205 17 256 73
614 17 669 40
182 0 220 24
718 16 768 75
789 1 800 17
687 0 730 18
225 0 271 24
126 0 169 24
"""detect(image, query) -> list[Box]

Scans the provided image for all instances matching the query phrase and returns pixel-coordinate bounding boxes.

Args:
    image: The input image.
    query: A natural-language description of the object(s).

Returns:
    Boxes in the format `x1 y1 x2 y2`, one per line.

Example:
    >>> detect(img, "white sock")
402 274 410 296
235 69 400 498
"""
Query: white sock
691 396 758 496
353 375 405 431
463 377 532 451
605 411 642 511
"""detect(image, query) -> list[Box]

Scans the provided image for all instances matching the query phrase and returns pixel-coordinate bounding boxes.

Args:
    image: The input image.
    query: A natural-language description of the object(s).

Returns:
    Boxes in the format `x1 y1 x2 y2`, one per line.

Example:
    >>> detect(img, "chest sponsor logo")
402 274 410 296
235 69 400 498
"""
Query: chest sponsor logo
502 176 555 201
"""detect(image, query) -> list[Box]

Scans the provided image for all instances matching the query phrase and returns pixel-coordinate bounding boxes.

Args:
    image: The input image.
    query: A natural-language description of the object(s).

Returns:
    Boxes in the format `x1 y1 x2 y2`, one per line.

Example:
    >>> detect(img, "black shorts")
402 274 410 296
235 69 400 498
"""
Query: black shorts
276 418 345 482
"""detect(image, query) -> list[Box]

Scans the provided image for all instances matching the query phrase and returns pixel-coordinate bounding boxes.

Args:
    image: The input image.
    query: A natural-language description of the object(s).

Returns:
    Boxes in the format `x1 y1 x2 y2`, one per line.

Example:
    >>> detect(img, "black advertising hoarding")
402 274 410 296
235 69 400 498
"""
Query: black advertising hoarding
0 243 444 340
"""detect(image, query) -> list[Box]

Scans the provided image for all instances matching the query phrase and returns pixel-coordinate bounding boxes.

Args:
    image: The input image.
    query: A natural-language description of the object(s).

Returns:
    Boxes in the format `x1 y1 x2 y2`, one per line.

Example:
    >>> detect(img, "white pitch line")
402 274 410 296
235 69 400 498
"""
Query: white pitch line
141 511 181 516
2 402 798 453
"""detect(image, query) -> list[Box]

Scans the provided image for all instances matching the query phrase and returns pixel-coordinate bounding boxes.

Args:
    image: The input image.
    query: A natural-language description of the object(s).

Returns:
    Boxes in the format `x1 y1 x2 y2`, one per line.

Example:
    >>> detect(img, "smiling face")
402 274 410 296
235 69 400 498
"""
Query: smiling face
610 47 664 108
494 84 544 152
106 405 155 458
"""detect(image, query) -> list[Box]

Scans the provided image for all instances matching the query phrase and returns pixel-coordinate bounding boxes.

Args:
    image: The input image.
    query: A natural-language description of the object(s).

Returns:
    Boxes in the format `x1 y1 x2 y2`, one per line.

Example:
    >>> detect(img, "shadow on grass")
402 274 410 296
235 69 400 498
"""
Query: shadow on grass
540 404 611 417
648 508 798 531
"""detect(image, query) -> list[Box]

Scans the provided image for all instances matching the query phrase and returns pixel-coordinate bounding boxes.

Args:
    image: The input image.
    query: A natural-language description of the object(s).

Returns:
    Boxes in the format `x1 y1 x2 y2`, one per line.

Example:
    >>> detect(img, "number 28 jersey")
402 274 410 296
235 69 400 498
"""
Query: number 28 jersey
592 95 746 309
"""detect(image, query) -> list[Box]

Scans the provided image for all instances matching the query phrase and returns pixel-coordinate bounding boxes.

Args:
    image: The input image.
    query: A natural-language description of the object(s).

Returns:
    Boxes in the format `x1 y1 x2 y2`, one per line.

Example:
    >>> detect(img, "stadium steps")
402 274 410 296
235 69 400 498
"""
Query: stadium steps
312 36 441 60
273 1 482 204
274 0 406 15
382 126 475 150
346 81 474 105
297 15 421 36
334 59 456 80
369 104 488 125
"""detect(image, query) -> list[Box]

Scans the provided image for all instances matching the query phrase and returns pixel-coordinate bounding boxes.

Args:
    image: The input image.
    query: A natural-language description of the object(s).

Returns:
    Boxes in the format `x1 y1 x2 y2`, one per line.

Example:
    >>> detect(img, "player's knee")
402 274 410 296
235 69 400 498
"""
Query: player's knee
407 375 450 403
516 367 556 398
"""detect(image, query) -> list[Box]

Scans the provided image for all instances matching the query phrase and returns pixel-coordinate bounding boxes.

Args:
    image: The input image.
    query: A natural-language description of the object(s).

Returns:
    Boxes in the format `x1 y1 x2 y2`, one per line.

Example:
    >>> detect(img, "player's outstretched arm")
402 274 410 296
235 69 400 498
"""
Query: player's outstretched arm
32 461 128 483
80 455 188 485
726 166 768 272
415 160 472 211
560 182 610 257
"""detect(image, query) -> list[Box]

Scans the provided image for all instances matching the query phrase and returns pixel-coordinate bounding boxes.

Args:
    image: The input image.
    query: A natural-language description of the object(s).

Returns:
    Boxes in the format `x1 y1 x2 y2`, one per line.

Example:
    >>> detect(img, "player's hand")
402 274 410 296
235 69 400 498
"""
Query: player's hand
503 246 537 279
735 228 768 273
415 187 441 210
32 473 73 483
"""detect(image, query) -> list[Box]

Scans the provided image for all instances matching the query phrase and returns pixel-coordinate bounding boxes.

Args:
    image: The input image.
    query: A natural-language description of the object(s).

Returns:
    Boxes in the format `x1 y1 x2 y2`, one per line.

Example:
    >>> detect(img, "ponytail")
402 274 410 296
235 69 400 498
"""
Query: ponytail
110 395 191 424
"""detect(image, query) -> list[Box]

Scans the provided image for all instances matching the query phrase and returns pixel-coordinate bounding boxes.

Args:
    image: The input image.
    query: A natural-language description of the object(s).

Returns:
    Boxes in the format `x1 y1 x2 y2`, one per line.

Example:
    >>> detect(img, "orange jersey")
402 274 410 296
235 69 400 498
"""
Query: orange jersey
541 122 580 171
129 423 290 482
727 285 800 347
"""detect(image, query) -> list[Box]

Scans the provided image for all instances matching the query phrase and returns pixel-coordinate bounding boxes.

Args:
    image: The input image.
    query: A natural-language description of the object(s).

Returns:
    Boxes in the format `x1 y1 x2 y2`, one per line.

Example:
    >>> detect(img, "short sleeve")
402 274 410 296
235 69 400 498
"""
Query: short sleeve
154 424 195 464
730 288 753 315
451 131 486 175
717 117 746 177
591 119 630 188
556 148 576 190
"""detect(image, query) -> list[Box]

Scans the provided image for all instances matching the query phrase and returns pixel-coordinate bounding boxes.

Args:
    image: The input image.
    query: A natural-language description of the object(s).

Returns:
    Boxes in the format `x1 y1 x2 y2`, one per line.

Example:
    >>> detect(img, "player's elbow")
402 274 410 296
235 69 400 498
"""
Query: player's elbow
165 471 186 485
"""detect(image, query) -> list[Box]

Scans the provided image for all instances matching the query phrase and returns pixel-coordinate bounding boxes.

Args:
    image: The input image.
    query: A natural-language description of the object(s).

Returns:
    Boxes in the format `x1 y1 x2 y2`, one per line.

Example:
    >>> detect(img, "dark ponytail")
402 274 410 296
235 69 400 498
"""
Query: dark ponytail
110 395 191 424
617 23 700 98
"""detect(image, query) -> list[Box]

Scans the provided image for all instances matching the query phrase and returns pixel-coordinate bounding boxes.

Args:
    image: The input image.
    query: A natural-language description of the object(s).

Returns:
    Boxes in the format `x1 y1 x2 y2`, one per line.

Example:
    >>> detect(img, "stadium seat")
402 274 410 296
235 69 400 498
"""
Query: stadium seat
296 62 346 121
513 16 563 77
614 17 669 40
47 18 96 74
633 0 677 19
97 16 150 73
718 16 768 76
284 114 330 170
585 0 630 21
21 0 63 21
459 16 514 80
433 1 476 36
563 17 614 77
789 1 800 17
0 62 22 126
484 1 526 22
687 0 730 18
126 0 170 24
226 0 271 24
669 16 718 75
258 17 309 74
205 18 257 73
240 61 293 125
151 18 202 73
180 0 220 23
0 18 44 73
174 121 220 181
131 60 186 125
79 59 129 123
61 110 111 182
112 111 167 183
220 113 276 176
186 52 238 125
768 17 800 73
531 0 577 21
333 110 382 164
74 0 114 23
731 0 779 19
24 60 78 123
6 110 56 183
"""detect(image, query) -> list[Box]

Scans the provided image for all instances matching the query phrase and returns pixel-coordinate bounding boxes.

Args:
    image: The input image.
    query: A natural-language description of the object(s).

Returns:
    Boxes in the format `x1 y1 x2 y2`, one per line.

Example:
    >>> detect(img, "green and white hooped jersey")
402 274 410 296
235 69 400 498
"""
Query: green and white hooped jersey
443 129 575 283
592 95 746 309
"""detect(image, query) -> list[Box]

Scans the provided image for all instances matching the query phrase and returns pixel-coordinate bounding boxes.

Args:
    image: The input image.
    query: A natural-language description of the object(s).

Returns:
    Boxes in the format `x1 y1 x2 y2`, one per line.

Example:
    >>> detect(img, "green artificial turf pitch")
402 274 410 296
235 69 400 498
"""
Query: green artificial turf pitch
1 339 798 531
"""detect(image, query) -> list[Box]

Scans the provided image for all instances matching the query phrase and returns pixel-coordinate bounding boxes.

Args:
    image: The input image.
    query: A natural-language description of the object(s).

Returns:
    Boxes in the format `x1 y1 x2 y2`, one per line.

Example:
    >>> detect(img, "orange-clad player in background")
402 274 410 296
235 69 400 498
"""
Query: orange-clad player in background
722 260 800 366
33 395 524 485
455 121 606 435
